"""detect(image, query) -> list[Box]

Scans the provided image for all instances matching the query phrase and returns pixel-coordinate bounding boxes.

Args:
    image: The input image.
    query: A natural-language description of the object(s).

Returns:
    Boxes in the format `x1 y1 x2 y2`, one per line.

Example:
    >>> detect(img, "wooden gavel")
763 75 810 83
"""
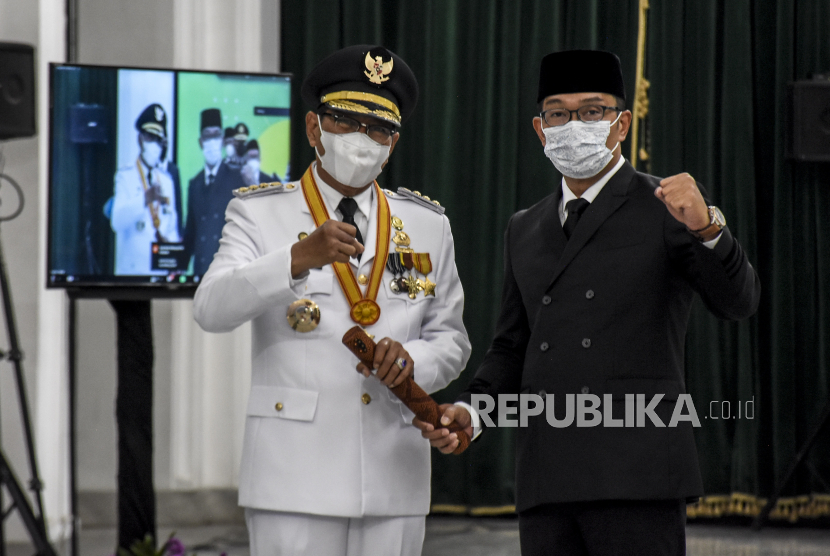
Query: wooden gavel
342 326 471 455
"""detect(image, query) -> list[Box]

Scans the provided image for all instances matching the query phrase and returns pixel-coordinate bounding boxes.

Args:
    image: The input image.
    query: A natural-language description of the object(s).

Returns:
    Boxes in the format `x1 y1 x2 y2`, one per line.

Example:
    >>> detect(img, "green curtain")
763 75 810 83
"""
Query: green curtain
281 0 830 520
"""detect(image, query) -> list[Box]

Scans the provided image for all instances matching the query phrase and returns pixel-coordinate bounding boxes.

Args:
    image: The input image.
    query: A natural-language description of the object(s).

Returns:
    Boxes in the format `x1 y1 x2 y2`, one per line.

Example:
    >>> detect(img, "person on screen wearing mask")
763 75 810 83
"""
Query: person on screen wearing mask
239 139 276 186
416 50 761 556
223 126 239 166
192 45 470 556
223 122 249 170
111 103 182 275
183 108 245 276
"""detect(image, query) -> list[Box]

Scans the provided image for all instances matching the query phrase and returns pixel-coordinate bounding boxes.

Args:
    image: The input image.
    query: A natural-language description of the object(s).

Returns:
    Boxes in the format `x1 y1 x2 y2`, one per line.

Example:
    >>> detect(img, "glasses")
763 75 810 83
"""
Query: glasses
540 105 621 127
321 112 396 144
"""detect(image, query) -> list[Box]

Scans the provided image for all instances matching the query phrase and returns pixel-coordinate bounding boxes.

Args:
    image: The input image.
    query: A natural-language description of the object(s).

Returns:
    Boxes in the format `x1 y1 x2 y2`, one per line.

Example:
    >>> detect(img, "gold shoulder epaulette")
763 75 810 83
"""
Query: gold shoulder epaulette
386 187 445 215
233 181 299 199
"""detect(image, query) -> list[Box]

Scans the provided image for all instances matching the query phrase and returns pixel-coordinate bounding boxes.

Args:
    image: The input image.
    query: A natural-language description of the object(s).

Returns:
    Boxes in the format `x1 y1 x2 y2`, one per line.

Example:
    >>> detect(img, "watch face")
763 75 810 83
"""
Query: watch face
711 206 726 227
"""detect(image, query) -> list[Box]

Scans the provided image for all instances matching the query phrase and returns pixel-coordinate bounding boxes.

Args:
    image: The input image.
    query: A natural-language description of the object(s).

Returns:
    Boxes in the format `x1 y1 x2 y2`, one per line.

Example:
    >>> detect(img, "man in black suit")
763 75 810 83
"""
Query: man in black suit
184 108 245 276
416 50 761 555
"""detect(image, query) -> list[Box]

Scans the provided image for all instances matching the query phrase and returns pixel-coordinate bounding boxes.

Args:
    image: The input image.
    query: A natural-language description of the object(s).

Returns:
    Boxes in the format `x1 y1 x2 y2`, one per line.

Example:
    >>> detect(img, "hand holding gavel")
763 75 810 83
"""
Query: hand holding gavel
342 326 470 455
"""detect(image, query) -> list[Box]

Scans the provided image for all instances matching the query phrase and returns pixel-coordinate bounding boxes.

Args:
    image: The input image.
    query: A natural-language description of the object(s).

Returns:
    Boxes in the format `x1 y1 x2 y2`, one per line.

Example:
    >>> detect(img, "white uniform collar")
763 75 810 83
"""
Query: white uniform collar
204 160 221 181
312 161 374 220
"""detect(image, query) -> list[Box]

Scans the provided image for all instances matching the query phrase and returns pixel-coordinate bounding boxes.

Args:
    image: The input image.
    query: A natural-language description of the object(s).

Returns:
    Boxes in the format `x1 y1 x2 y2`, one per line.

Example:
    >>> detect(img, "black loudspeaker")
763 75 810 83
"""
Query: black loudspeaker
787 80 830 162
0 42 36 140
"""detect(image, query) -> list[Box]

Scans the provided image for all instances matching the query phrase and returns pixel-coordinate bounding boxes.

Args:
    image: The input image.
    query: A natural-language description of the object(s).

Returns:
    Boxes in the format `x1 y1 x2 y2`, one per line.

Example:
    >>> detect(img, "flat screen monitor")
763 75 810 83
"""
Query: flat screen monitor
47 63 292 298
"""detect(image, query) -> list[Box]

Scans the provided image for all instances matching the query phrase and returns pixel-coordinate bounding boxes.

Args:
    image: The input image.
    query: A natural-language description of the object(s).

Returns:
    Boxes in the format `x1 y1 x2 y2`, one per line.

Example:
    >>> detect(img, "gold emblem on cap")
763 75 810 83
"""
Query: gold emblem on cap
154 106 164 121
364 52 393 84
391 216 404 230
287 299 321 332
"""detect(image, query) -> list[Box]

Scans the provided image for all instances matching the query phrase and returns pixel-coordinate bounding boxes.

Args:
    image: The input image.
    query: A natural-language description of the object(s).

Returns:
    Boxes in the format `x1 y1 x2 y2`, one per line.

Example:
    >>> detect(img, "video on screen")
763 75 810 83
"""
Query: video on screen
47 64 291 291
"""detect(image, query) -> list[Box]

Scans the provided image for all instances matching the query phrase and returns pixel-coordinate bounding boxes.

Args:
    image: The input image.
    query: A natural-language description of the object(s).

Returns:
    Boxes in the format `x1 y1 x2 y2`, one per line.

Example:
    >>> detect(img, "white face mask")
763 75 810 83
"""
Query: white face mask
317 116 391 187
140 140 162 168
245 158 260 176
542 113 621 179
202 138 223 168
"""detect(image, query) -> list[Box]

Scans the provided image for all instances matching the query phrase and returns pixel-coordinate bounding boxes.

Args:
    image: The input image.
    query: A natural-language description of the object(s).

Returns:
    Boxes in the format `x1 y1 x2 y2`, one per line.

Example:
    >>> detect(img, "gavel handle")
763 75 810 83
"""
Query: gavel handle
341 326 471 455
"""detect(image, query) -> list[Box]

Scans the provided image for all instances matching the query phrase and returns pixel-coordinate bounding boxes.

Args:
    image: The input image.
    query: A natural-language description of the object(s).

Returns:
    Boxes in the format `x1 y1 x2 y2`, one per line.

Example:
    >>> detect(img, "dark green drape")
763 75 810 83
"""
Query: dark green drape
281 0 830 520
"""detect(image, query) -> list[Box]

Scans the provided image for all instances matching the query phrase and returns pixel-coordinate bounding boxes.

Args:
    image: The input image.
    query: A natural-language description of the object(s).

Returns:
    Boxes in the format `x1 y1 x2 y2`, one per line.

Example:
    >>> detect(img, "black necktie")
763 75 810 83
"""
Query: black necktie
563 198 590 239
337 197 363 261
207 172 215 186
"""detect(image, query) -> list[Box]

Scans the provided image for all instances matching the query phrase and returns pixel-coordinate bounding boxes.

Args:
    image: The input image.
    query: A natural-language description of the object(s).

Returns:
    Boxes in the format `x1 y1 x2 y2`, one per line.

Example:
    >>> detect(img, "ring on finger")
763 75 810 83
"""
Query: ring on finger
395 357 407 371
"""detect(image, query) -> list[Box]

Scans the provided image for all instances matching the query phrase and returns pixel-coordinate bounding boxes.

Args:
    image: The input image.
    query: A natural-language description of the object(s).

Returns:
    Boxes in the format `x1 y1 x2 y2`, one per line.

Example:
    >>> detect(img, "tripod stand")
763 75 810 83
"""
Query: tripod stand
0 172 57 556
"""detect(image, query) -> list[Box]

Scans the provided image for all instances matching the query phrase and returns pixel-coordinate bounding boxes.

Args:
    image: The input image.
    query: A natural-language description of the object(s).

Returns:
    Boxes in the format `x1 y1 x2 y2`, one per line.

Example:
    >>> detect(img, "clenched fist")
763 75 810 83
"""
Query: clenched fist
654 173 710 231
290 219 365 277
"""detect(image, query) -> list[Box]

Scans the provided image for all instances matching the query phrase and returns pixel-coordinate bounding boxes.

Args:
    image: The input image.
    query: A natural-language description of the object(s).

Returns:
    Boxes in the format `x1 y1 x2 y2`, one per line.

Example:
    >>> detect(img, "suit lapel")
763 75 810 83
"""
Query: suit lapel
545 162 637 291
539 187 568 260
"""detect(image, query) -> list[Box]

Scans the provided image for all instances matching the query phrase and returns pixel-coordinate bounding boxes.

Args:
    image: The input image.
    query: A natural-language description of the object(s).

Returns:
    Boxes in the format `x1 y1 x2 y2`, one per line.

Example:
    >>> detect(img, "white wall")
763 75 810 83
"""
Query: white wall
0 0 281 543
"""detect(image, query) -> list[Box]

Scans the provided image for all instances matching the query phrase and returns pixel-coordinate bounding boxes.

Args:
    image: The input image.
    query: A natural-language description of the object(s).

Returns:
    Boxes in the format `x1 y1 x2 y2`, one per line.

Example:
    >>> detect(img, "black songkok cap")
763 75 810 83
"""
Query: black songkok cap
301 44 419 126
135 103 167 139
200 108 222 131
223 127 235 141
244 139 259 155
537 50 626 104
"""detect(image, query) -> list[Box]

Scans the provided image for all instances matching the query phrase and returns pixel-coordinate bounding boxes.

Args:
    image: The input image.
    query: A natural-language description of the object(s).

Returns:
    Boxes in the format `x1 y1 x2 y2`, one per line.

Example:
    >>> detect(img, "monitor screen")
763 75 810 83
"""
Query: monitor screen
47 63 292 297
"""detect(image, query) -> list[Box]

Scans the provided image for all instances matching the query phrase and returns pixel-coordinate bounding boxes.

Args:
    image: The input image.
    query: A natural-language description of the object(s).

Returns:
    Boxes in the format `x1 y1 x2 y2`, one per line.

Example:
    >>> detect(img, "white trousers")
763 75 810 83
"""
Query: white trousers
245 508 425 556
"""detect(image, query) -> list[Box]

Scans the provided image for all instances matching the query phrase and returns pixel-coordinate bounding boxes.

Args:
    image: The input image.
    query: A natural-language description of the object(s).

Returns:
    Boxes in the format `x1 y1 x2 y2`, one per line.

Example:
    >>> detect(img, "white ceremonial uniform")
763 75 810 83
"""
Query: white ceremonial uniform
193 164 470 553
111 159 181 275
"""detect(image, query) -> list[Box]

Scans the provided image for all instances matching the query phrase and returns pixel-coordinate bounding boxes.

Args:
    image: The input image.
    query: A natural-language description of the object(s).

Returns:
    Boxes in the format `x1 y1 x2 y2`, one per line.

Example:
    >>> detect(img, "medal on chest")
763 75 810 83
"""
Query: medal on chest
299 165 391 326
385 216 436 299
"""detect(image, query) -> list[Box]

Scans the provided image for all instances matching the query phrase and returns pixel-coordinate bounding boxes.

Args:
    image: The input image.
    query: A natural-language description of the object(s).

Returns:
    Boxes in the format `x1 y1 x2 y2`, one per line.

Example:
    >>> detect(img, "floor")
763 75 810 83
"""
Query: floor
6 517 830 556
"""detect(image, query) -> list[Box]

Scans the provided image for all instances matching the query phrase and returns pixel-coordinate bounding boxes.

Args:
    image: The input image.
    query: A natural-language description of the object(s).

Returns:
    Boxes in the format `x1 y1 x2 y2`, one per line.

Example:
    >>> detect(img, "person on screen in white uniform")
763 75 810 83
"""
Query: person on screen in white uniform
110 103 181 275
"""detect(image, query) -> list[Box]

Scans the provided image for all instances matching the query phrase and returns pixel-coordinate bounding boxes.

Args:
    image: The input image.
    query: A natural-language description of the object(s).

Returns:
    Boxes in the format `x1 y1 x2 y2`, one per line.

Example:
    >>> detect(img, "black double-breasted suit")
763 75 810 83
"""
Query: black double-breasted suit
459 161 760 513
184 161 245 275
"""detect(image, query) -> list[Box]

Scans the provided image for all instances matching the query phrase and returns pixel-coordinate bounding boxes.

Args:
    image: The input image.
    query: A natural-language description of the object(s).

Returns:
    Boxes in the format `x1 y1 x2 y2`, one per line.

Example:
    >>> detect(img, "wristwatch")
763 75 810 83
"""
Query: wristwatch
688 206 726 242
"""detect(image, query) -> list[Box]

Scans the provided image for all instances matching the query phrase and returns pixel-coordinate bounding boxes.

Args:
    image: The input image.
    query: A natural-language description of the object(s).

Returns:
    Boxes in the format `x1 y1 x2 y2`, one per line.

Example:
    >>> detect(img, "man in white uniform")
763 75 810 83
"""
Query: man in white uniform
193 45 471 556
111 103 181 275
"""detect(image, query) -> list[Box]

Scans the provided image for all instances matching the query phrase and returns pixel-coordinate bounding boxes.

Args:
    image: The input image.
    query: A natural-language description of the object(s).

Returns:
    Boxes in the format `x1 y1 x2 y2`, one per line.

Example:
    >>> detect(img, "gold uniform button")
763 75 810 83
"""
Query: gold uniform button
298 232 308 240
275 402 284 411
361 393 371 405
358 274 369 285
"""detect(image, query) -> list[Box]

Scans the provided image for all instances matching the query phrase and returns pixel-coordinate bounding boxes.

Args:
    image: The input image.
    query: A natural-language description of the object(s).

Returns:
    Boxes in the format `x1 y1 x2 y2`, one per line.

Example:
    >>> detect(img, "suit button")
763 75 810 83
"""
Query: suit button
542 295 551 305
540 342 549 352
275 402 283 411
361 393 371 405
586 290 595 299
581 386 590 394
582 338 591 348
358 274 368 285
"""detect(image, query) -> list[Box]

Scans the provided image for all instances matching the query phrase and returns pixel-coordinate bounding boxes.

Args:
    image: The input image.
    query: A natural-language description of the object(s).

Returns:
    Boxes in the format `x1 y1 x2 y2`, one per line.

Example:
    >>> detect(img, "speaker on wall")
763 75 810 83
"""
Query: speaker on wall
787 79 830 162
0 42 36 141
